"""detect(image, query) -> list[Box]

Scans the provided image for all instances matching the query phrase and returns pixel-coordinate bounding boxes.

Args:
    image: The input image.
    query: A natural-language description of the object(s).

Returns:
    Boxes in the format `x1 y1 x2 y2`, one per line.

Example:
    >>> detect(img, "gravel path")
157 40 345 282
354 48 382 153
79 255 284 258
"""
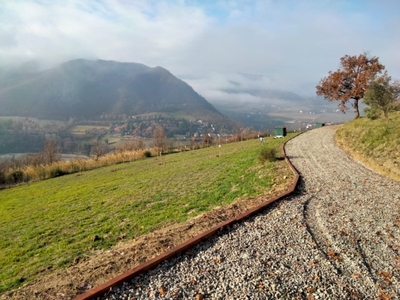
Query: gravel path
99 127 400 300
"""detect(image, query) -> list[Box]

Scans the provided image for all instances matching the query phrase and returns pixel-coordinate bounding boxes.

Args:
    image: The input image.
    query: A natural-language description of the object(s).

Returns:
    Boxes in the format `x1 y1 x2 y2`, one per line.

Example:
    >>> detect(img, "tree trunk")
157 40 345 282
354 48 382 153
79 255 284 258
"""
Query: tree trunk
354 98 360 118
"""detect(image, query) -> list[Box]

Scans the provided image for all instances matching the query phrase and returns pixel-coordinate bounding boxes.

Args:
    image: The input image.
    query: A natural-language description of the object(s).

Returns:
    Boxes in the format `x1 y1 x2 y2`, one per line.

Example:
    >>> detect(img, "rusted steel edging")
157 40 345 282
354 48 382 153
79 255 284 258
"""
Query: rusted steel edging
75 135 300 300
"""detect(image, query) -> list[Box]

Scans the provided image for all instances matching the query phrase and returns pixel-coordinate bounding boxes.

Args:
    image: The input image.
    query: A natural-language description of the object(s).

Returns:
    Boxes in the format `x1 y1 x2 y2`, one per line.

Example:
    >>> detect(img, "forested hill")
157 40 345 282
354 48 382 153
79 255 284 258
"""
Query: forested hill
0 59 226 123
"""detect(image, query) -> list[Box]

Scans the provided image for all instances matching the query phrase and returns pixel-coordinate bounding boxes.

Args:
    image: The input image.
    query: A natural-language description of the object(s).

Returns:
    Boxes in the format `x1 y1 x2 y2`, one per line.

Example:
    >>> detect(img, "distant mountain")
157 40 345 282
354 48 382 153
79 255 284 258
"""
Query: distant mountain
0 59 228 125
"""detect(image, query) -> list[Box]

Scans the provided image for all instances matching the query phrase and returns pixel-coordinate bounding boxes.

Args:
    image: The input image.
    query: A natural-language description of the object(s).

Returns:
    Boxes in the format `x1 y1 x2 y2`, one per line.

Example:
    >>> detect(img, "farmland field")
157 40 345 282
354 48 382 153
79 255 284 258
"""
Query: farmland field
0 134 295 293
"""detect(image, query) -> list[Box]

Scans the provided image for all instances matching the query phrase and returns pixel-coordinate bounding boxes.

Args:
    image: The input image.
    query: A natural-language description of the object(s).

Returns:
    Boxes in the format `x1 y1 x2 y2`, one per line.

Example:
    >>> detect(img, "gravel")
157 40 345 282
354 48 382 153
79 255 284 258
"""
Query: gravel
99 127 400 299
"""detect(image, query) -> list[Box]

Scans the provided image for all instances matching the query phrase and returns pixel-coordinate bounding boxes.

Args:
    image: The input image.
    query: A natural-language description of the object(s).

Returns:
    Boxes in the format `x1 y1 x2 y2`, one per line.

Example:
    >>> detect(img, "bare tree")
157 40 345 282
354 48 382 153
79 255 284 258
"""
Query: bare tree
42 139 60 164
190 136 196 150
121 140 135 152
202 132 213 147
316 53 385 118
91 137 108 161
134 139 145 150
153 126 166 156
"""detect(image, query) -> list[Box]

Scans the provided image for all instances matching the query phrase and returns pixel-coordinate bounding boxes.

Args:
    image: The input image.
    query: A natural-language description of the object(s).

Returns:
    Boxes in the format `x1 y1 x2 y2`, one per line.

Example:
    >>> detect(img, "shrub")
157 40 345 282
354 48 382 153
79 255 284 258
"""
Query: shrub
7 170 24 184
364 106 380 120
49 166 67 178
143 151 152 158
37 166 47 180
67 162 81 173
0 171 5 185
22 165 40 182
259 147 277 163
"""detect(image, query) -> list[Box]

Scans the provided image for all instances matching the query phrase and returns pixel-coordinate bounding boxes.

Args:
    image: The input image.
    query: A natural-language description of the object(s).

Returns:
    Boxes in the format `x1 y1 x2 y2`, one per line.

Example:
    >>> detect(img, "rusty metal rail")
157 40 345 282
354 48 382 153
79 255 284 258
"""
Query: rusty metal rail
75 137 300 300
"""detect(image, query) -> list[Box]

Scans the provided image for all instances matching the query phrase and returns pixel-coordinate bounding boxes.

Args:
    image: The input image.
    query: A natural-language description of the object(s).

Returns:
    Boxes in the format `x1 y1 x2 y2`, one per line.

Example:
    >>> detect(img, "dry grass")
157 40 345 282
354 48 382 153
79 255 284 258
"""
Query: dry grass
335 111 400 182
0 132 263 188
0 149 150 187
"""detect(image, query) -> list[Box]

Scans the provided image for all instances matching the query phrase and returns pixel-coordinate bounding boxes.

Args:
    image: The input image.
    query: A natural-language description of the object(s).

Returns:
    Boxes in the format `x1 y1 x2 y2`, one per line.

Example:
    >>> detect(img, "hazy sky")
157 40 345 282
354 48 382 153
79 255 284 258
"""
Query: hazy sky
1 0 399 101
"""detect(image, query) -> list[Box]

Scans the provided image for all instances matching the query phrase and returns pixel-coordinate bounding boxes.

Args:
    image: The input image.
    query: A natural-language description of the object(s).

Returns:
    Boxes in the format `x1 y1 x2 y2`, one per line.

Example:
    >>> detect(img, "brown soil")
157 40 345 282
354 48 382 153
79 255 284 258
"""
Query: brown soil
2 161 294 300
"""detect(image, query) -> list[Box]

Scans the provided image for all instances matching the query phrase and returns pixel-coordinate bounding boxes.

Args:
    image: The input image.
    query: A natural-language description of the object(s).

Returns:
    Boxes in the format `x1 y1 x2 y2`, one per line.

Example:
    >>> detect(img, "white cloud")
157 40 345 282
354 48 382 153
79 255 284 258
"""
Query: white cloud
0 0 399 99
0 0 212 67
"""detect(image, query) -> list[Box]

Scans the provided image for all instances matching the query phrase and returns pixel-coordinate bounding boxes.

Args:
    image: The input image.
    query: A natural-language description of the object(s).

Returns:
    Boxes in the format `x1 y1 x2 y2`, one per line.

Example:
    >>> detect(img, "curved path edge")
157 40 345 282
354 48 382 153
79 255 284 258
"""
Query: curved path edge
74 135 301 300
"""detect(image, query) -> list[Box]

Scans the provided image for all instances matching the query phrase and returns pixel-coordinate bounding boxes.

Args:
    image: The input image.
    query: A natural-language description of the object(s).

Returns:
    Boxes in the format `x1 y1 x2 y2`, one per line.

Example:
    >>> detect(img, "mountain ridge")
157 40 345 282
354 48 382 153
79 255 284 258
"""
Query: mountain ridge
0 59 228 125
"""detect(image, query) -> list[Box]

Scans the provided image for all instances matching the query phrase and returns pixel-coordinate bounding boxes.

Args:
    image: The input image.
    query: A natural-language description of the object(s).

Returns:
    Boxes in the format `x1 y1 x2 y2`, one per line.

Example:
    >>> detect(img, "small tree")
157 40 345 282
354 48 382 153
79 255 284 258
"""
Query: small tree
202 132 213 147
135 139 145 150
122 140 135 151
363 75 400 119
91 137 108 161
42 139 60 164
190 136 197 150
259 146 277 163
316 53 385 118
153 126 166 156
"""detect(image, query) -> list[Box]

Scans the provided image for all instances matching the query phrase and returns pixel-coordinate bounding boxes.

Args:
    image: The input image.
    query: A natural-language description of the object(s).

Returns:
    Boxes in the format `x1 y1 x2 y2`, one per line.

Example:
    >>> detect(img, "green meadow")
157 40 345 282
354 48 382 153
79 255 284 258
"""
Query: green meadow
0 135 294 292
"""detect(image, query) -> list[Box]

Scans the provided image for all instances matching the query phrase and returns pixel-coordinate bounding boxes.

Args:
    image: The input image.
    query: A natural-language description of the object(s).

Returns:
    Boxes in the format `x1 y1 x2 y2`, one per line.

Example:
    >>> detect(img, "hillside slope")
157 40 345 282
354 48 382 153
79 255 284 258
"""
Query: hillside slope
335 111 400 181
0 136 294 296
0 59 225 123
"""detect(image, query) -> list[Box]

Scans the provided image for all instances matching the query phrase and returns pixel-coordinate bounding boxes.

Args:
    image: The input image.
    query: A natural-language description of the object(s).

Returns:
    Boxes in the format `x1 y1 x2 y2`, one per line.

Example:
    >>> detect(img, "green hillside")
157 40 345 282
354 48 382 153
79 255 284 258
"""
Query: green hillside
335 111 400 181
0 135 294 293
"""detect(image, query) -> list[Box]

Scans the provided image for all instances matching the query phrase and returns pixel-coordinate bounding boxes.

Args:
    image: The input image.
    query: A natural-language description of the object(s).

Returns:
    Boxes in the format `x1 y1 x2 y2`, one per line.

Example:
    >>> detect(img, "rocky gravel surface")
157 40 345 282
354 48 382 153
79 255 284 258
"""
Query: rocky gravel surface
99 127 400 299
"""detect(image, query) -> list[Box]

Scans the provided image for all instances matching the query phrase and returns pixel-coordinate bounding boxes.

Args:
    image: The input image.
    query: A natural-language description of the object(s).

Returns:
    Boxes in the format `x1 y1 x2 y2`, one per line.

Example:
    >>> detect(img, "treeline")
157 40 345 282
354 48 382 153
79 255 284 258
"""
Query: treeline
0 118 67 154
0 118 106 155
111 115 237 138
0 132 45 153
0 115 239 155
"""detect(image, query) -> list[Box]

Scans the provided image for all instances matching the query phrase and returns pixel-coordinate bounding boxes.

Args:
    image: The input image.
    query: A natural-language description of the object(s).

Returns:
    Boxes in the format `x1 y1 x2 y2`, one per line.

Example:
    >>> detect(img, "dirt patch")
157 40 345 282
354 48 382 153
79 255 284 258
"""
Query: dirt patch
2 161 294 300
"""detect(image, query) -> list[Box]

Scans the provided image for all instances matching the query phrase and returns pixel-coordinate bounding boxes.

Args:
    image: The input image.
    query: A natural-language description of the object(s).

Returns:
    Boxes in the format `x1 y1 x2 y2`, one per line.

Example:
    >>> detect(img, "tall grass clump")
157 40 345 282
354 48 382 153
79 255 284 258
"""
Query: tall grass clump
6 170 24 184
0 170 5 184
259 146 277 163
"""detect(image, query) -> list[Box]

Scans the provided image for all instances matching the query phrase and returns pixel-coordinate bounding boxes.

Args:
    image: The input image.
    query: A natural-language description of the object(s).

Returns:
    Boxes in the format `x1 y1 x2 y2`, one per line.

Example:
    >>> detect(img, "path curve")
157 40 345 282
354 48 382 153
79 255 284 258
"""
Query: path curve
99 126 400 299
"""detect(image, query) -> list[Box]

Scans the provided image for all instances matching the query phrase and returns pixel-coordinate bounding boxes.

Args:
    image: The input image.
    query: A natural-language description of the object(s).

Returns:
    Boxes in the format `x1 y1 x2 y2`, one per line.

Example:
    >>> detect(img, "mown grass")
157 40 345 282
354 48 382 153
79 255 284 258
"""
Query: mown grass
336 111 400 181
0 134 295 293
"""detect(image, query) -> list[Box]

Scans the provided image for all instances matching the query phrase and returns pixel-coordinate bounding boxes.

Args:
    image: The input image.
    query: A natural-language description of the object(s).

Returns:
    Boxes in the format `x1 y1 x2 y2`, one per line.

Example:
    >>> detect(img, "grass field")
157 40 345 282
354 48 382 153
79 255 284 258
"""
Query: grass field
0 134 295 293
336 111 400 181
69 125 110 135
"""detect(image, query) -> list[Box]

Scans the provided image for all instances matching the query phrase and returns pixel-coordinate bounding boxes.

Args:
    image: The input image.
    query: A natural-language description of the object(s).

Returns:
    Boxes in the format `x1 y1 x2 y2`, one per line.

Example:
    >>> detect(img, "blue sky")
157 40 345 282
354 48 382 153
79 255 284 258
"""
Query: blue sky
0 0 399 102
